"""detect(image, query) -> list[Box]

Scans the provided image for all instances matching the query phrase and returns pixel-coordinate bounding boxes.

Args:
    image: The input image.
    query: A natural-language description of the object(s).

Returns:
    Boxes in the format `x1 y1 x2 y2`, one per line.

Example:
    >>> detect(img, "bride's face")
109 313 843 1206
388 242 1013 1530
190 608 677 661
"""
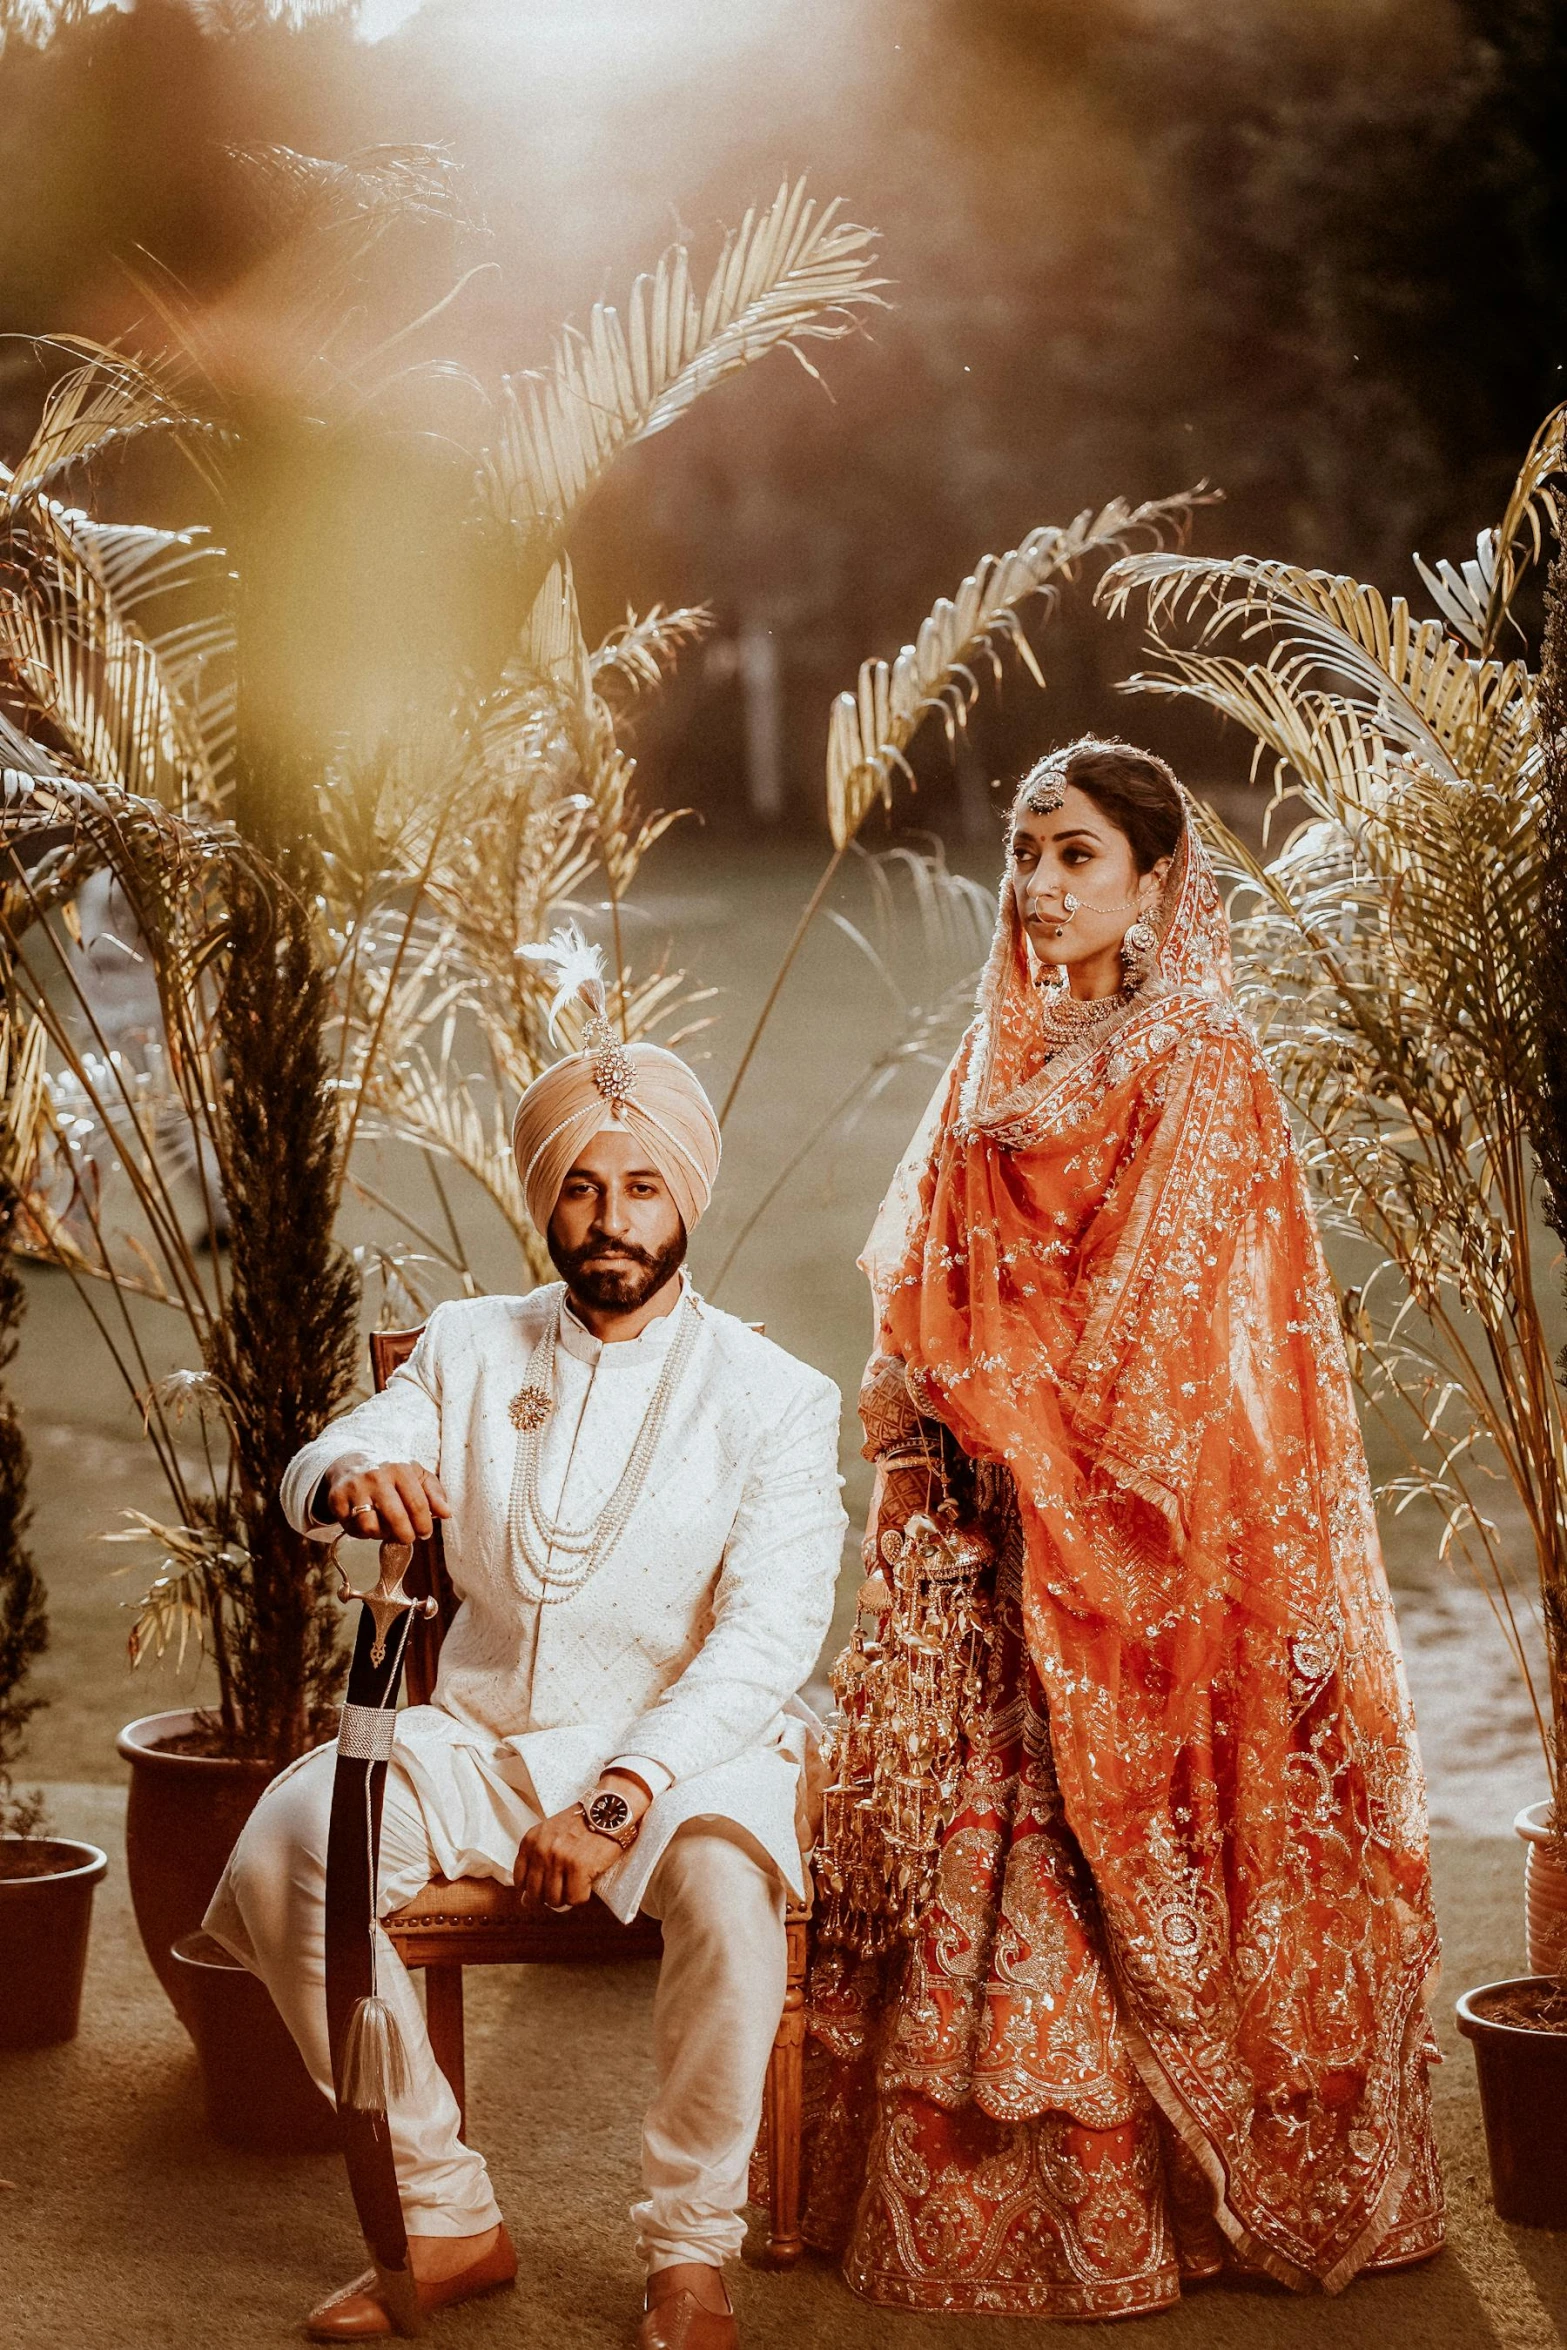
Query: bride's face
1008 784 1168 971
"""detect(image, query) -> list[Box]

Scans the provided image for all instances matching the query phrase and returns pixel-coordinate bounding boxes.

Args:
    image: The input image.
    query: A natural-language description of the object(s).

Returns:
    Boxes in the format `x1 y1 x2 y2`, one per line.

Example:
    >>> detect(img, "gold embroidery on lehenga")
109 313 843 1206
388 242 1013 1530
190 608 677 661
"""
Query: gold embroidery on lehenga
799 811 1444 2315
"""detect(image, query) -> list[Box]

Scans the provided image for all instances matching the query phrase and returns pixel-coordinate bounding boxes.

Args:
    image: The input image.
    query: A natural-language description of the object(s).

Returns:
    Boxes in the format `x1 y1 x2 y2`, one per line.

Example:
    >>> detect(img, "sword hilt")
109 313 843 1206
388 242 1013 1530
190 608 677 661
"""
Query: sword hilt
335 1538 438 1667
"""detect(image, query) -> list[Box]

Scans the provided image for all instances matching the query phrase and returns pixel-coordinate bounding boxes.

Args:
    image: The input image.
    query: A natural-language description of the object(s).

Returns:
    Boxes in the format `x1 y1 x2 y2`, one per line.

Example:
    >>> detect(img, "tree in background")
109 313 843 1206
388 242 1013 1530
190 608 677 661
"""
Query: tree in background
1 0 1563 830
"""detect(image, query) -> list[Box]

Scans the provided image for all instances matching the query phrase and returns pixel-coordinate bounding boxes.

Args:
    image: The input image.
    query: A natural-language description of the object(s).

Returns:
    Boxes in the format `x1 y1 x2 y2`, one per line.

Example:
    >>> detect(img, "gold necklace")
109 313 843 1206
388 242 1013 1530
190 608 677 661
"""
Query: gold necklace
1035 976 1149 1065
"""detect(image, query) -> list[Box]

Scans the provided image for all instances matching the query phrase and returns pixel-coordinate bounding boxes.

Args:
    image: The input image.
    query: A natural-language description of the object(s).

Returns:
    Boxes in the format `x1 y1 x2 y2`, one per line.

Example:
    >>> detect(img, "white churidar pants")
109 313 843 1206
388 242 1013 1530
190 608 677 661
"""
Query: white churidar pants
206 1741 787 2269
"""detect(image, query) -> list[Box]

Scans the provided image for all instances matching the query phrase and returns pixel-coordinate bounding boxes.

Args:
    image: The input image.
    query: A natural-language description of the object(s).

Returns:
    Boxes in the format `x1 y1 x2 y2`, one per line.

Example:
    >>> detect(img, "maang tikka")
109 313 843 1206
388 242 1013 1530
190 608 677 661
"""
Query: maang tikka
1019 758 1067 816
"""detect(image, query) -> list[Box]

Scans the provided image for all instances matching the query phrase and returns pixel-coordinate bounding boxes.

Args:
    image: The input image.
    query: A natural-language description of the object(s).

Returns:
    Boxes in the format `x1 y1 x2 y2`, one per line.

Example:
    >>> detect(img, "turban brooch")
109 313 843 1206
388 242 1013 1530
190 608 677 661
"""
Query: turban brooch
511 929 721 1235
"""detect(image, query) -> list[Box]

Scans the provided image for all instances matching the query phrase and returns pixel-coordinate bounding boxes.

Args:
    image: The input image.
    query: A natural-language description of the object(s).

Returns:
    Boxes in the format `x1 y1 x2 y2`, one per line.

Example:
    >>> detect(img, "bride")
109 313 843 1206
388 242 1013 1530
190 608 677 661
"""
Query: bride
802 737 1442 2316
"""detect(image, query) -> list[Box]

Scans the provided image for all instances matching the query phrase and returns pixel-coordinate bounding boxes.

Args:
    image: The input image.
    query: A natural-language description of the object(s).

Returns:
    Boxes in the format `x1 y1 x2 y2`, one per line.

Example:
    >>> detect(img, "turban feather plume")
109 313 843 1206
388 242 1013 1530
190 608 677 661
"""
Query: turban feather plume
511 930 721 1235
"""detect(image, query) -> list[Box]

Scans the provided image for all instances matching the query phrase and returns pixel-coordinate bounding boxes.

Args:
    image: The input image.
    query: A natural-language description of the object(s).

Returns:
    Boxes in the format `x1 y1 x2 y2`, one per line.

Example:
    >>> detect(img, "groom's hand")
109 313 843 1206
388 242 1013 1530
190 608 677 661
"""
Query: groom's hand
323 1458 451 1544
515 1773 652 1909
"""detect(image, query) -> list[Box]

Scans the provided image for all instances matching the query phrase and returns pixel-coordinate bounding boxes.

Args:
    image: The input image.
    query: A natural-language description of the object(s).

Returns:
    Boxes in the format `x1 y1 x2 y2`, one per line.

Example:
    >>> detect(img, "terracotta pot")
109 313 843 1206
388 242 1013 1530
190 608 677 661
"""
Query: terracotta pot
116 1708 279 2032
1456 1978 1567 2227
170 1930 339 2153
1515 1802 1567 1976
0 1838 108 2048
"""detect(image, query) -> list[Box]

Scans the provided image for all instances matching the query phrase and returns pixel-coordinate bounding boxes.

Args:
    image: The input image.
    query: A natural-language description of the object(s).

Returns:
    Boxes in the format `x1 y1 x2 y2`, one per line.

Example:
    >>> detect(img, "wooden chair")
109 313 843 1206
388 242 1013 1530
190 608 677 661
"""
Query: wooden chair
370 1327 809 2266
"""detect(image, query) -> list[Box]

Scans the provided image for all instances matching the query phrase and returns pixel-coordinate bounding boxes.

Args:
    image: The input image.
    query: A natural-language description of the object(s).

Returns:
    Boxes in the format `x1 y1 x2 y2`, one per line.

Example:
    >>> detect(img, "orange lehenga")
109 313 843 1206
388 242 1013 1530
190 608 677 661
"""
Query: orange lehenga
800 813 1443 2315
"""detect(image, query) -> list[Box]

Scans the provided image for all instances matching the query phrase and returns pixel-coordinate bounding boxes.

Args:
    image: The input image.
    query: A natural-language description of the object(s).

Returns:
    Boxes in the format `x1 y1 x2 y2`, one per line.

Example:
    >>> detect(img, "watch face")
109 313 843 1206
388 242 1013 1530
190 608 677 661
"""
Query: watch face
588 1791 631 1835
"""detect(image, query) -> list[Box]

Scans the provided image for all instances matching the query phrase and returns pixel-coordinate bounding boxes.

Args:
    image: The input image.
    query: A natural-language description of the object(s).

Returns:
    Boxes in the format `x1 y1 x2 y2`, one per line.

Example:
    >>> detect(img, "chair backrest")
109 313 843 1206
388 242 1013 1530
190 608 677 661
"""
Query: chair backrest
370 1326 459 1706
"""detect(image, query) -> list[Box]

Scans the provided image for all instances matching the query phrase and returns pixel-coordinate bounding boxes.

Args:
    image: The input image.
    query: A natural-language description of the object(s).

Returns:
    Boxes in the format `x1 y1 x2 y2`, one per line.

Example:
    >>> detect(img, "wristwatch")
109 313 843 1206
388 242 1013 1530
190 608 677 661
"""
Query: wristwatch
579 1788 641 1851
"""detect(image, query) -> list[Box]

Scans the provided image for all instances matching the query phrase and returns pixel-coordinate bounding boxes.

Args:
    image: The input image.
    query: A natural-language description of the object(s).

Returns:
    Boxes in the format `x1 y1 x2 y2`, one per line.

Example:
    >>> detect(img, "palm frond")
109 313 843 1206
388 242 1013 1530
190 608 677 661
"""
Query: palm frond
1414 401 1567 657
827 492 1198 849
109 1510 245 1673
0 509 229 813
480 180 883 571
1102 549 1536 804
591 604 714 694
223 141 471 245
2 343 221 507
0 1011 48 1196
49 510 225 619
515 557 591 693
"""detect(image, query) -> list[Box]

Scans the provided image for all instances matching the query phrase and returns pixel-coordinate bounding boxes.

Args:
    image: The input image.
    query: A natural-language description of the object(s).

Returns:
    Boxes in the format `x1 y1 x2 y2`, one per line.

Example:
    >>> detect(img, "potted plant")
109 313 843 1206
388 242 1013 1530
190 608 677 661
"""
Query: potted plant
1101 402 1567 2224
0 1013 107 2049
0 155 881 2073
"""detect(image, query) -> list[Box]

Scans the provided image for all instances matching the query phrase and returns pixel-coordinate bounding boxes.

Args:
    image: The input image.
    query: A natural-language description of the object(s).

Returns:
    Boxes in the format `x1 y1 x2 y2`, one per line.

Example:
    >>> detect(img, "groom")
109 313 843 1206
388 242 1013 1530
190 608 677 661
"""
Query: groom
206 999 845 2349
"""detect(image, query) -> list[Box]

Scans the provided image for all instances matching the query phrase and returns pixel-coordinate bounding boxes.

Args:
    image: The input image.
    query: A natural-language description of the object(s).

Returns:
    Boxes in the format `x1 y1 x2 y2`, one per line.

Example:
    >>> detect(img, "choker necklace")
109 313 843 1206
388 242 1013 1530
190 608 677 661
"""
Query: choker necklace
1037 978 1145 1062
508 1290 700 1602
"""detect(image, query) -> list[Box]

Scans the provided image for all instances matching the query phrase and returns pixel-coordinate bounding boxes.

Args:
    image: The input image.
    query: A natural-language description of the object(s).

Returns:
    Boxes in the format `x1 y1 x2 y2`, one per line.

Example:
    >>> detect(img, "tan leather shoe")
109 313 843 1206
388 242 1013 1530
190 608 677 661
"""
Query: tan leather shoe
304 2225 517 2339
636 2287 739 2350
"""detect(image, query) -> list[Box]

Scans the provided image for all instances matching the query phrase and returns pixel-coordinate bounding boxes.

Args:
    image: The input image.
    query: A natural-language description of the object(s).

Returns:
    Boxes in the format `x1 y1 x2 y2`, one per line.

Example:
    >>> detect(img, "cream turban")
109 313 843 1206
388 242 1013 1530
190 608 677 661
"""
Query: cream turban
510 935 721 1235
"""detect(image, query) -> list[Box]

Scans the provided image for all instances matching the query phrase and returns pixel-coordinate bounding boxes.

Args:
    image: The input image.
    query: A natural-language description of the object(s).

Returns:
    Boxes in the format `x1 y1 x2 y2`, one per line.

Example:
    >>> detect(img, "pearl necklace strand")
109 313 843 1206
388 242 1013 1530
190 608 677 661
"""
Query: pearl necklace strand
508 1291 699 1602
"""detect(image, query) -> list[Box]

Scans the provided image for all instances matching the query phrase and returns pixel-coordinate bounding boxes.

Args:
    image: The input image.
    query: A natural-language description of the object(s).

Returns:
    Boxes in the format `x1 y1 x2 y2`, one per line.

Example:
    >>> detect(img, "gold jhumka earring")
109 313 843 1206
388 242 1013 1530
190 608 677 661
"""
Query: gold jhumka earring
1120 917 1160 984
814 1499 994 1955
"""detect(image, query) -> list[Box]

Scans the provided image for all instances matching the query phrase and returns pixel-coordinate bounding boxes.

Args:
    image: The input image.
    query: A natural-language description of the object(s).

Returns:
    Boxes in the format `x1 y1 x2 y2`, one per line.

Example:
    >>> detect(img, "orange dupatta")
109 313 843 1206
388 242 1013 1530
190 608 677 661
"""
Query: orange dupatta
869 816 1439 2290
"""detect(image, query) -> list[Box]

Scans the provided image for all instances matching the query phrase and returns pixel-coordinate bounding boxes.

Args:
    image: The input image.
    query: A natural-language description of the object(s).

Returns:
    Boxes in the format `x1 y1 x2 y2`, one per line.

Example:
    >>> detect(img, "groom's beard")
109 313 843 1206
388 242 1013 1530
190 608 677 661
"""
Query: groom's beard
548 1224 688 1313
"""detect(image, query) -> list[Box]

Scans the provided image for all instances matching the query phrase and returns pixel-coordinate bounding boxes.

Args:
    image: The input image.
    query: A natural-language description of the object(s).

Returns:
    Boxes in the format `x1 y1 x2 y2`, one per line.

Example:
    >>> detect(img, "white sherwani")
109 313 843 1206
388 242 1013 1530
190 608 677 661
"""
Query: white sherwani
207 1279 846 2267
282 1280 843 1905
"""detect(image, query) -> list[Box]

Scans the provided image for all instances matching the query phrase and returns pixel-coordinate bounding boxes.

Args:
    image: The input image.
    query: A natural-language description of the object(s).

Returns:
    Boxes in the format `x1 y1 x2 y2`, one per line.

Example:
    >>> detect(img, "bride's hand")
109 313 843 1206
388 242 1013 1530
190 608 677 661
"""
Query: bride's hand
863 1457 942 1569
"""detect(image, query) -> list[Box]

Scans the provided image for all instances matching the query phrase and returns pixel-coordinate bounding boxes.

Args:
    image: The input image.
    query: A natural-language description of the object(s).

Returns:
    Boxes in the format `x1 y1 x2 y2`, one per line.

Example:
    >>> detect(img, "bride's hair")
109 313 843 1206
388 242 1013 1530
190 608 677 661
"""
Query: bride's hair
1015 736 1184 874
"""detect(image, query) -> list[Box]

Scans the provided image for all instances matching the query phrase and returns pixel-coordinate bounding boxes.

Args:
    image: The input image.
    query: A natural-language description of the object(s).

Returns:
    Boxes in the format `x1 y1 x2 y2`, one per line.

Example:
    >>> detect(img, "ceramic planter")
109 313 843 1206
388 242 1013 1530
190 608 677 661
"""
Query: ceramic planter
170 1930 339 2153
1456 1977 1567 2227
0 1838 109 2047
115 1707 279 2030
1514 1802 1567 1976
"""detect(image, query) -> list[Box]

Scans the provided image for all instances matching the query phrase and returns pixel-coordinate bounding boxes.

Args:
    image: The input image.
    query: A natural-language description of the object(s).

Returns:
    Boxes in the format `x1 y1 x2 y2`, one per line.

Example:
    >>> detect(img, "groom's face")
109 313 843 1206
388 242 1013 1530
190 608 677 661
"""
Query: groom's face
547 1129 688 1312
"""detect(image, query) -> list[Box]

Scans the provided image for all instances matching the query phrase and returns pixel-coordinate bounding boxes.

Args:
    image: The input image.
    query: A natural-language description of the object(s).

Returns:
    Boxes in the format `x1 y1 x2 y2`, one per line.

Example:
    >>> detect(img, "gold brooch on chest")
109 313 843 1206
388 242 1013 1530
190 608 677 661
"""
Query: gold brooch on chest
509 1381 555 1432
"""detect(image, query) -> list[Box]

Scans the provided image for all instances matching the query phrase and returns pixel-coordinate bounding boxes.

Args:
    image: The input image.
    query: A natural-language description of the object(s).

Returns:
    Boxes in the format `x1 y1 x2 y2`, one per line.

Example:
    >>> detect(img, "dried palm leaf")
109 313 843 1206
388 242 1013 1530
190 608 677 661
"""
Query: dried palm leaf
480 180 883 571
828 492 1200 849
3 341 221 507
0 486 231 812
223 140 471 244
1410 403 1567 658
1102 548 1535 804
108 1510 247 1672
591 604 714 694
0 1011 48 1196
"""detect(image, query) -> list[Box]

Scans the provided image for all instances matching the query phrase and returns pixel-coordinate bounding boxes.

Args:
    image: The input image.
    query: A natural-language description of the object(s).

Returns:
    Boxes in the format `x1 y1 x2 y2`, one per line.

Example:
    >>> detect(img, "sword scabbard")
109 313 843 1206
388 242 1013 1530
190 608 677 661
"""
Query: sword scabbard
326 1538 435 2291
372 2260 425 2339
